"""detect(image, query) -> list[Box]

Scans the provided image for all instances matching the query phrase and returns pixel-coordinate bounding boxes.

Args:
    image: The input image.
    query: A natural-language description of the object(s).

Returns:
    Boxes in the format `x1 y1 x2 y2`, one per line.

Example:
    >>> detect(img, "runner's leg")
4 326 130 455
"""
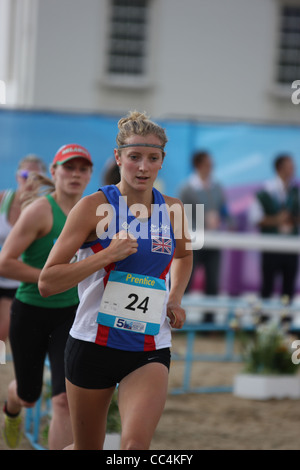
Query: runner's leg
66 380 115 450
118 362 169 450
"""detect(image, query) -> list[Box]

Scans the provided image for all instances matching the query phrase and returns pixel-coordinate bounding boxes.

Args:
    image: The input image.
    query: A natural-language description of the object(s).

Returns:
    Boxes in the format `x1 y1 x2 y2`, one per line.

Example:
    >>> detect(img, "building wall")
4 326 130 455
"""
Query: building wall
154 0 280 120
1 0 299 123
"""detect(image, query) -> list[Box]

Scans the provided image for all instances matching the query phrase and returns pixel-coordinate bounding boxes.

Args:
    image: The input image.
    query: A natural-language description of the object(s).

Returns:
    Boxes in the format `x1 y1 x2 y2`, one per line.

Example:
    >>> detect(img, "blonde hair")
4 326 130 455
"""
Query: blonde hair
116 111 168 157
15 154 52 208
17 154 47 174
21 173 55 209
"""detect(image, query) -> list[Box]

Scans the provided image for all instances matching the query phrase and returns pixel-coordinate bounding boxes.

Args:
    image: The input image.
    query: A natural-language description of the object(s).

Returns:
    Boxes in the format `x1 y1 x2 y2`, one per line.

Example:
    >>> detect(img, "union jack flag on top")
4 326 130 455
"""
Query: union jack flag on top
151 236 172 255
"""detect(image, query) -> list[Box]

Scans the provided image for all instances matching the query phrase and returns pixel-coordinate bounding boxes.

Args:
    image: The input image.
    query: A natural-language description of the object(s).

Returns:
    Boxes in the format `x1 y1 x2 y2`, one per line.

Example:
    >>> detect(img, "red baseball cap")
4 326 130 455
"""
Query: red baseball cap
53 144 93 166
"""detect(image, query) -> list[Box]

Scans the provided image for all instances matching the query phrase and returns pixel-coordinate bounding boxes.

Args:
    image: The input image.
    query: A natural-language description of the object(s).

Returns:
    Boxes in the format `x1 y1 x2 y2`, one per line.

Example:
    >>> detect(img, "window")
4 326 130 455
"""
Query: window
276 5 300 85
106 0 149 83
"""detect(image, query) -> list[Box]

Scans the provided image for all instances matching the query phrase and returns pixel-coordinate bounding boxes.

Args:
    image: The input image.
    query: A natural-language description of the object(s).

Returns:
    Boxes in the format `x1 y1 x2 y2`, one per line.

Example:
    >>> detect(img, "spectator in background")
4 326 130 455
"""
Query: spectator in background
248 154 300 302
179 151 231 321
0 155 47 341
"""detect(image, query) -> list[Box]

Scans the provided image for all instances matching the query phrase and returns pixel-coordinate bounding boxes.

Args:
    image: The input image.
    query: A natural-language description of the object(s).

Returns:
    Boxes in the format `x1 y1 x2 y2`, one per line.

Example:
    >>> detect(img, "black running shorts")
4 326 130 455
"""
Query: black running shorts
9 298 77 403
65 335 171 389
0 287 17 299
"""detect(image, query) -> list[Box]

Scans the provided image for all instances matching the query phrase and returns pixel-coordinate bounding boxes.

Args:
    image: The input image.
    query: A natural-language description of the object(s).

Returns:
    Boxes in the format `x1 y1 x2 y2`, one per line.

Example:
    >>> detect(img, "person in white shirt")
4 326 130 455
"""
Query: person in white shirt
248 154 300 301
179 151 231 322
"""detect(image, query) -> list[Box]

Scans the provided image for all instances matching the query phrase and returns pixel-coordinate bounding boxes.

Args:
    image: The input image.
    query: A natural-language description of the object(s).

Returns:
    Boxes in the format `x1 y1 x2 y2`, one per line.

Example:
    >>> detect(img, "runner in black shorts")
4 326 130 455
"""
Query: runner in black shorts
10 299 77 402
39 112 193 450
0 144 93 449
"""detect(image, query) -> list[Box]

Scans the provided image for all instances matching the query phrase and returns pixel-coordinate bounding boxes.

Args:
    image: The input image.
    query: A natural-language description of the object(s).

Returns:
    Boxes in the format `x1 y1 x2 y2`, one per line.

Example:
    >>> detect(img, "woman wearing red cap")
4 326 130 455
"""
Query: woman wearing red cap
39 112 193 450
0 144 92 450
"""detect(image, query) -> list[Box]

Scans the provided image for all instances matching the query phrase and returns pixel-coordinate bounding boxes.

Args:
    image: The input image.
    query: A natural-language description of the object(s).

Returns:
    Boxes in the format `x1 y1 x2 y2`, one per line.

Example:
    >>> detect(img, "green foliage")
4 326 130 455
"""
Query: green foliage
239 322 298 375
106 391 121 433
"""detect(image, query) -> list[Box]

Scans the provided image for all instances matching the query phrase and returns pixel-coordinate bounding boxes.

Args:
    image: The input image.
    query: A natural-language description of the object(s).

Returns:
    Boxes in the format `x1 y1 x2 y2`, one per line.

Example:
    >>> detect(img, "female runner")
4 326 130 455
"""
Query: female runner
39 112 193 450
0 144 92 449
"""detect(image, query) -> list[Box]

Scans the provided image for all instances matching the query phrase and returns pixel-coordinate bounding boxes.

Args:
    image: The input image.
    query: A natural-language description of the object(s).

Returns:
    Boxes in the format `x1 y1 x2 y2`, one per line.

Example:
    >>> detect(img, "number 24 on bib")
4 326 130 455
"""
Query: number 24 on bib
97 271 167 335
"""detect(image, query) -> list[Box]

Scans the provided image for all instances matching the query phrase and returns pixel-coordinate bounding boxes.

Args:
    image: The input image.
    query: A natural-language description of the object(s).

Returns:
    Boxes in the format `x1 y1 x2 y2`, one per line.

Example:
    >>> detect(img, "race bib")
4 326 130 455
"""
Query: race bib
97 271 167 335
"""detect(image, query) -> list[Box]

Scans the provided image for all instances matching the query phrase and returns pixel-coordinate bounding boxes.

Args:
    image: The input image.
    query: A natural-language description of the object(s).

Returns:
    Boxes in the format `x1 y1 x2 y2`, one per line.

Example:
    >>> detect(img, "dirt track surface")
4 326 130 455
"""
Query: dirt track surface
1 333 300 450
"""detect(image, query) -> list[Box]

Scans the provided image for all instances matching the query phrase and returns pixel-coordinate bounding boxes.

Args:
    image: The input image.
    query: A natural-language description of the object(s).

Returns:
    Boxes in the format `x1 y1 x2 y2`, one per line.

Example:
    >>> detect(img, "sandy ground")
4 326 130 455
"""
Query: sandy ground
1 332 300 451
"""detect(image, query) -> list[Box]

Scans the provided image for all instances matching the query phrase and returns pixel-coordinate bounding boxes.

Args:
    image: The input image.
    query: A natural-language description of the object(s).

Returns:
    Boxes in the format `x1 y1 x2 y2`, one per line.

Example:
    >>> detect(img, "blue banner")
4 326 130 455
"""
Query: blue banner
0 109 299 198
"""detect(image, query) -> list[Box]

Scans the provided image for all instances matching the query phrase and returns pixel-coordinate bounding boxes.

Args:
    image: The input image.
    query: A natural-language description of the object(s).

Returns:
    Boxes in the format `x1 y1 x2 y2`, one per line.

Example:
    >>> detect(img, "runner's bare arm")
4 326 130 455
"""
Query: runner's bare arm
164 197 193 328
0 198 51 282
38 194 138 297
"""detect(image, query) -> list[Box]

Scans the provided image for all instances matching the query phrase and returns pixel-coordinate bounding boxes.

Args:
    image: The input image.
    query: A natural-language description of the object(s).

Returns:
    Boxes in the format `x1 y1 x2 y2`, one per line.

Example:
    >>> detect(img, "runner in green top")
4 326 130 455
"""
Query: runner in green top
0 143 93 450
16 193 79 308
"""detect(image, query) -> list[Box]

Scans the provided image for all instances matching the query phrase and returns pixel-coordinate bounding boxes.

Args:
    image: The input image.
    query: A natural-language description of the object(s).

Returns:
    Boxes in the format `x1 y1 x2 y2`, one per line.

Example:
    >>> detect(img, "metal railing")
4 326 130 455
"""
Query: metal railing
170 294 300 394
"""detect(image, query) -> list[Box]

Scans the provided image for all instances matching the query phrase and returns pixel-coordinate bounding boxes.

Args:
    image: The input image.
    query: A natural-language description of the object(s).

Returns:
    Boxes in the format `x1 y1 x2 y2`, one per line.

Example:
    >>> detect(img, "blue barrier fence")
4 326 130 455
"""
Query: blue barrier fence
171 295 300 394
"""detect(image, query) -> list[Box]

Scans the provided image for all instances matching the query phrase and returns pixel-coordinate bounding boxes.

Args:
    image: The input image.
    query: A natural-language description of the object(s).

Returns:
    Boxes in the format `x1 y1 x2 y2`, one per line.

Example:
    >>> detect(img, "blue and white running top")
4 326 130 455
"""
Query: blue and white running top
69 185 176 352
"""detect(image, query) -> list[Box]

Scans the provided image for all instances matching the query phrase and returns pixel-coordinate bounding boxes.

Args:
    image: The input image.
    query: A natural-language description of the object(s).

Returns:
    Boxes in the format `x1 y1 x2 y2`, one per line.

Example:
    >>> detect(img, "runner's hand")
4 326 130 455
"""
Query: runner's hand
167 303 186 329
107 230 138 261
